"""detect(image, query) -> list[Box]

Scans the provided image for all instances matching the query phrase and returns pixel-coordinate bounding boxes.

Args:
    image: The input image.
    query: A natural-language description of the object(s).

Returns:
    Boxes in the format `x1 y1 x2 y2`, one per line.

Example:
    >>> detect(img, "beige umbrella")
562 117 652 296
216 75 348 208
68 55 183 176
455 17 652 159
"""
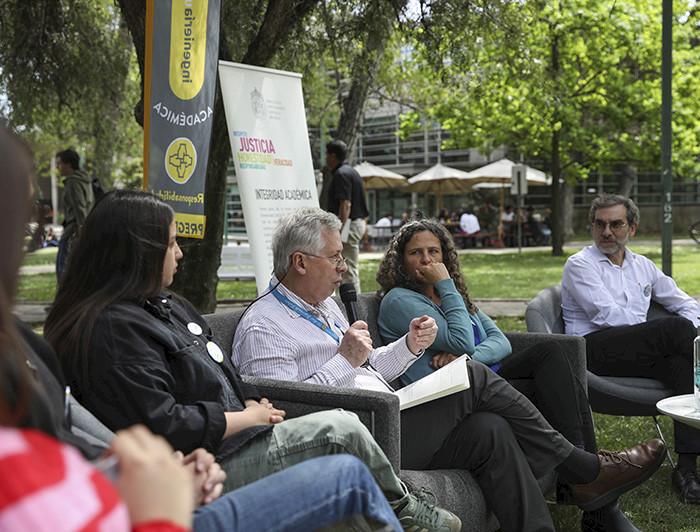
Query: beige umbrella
405 163 476 214
467 158 550 241
353 161 407 190
468 158 550 187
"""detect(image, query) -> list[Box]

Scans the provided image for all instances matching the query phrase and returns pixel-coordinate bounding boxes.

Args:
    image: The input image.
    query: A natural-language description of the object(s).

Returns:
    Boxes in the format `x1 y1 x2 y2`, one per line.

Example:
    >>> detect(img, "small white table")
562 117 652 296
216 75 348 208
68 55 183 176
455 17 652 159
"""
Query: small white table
656 394 700 429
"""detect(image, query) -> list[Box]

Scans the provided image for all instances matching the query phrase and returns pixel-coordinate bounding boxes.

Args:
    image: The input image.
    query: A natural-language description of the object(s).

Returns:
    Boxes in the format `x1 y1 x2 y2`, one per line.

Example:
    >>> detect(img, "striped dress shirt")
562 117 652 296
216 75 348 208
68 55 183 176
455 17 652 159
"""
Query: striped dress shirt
232 278 419 392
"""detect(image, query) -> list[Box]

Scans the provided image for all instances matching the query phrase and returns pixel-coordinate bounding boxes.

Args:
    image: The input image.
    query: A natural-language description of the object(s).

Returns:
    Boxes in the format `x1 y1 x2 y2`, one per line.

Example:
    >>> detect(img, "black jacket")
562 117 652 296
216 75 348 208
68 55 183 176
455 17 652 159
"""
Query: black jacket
64 291 270 461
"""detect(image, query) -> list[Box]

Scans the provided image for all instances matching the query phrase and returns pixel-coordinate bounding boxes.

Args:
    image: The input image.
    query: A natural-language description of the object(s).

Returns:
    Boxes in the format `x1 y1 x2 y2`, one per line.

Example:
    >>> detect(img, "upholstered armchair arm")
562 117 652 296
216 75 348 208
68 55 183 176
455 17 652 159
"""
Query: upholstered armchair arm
241 375 401 471
504 331 588 392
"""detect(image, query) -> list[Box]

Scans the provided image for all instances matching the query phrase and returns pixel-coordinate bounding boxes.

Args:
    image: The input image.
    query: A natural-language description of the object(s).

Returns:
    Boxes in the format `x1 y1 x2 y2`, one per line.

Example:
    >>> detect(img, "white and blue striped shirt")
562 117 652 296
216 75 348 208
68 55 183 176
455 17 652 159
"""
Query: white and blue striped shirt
232 278 418 392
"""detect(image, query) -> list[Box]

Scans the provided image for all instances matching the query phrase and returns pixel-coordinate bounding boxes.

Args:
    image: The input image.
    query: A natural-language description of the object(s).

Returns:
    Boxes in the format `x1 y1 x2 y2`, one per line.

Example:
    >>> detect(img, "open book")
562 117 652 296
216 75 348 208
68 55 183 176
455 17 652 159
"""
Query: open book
394 354 470 410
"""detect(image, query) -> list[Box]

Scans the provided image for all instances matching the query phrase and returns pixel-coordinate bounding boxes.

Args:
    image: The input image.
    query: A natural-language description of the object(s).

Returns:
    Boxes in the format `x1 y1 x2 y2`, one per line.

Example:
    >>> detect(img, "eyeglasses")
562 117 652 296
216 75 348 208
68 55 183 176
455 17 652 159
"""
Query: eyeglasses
592 219 628 233
302 252 347 267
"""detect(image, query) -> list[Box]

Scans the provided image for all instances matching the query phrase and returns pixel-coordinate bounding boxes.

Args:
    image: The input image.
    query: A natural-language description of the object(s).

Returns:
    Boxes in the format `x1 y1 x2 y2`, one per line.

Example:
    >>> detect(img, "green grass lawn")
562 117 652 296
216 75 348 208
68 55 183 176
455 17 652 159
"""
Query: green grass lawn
21 246 59 267
21 244 699 304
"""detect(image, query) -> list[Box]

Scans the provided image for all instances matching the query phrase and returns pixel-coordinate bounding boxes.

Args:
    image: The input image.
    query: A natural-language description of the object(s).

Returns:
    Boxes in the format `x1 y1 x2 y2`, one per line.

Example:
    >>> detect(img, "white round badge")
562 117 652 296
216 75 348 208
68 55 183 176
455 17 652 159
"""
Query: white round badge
187 322 203 336
206 341 224 363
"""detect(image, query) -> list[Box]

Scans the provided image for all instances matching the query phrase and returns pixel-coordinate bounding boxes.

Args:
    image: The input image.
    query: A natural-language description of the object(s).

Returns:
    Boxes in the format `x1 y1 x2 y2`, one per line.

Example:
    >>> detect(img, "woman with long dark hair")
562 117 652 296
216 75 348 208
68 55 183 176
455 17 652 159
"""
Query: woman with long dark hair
376 217 644 531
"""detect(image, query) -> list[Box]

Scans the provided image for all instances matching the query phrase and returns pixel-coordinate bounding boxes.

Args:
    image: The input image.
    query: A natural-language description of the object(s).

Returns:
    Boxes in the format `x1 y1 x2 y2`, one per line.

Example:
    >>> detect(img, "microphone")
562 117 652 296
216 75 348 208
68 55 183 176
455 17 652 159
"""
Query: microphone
339 283 370 369
339 283 358 324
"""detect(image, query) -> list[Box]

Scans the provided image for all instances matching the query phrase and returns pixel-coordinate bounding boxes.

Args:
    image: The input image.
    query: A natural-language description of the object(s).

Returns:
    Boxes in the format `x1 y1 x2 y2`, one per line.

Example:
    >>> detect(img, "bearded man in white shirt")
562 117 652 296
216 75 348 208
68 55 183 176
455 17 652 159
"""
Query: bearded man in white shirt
233 206 667 532
562 193 700 504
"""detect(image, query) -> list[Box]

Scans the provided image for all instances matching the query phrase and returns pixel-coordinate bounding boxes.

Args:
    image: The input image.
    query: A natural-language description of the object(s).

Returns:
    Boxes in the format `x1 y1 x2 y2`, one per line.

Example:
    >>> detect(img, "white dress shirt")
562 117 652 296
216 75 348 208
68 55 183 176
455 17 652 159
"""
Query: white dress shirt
562 245 700 336
231 277 419 392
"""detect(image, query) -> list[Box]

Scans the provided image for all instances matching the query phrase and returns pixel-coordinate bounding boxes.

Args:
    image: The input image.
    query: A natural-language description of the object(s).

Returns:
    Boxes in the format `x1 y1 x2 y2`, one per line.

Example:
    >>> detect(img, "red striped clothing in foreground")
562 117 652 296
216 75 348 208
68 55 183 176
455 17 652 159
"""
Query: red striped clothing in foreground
0 427 188 532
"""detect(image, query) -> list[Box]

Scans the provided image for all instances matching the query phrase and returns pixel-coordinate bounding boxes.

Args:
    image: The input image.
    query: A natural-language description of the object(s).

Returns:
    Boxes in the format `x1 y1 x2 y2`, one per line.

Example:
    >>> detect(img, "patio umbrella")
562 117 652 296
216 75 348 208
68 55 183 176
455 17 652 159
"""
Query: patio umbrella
405 163 476 214
467 158 550 241
468 158 549 187
353 161 407 190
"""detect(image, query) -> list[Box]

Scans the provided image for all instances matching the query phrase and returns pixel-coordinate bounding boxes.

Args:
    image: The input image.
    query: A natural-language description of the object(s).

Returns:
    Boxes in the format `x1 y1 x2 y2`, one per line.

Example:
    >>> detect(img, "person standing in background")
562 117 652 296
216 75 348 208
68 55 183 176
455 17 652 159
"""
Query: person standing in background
325 139 369 293
55 148 94 280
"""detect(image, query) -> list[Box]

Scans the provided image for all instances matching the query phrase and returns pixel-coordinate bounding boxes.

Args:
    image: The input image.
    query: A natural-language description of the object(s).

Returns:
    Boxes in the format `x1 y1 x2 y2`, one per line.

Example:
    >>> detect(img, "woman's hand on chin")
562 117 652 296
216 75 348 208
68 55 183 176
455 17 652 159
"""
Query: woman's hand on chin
416 262 451 285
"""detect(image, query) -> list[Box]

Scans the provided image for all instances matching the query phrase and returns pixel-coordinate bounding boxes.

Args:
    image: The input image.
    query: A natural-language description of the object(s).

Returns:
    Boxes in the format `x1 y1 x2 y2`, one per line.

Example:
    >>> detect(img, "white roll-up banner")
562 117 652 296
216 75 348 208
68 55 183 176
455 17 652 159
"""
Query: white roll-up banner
218 61 319 294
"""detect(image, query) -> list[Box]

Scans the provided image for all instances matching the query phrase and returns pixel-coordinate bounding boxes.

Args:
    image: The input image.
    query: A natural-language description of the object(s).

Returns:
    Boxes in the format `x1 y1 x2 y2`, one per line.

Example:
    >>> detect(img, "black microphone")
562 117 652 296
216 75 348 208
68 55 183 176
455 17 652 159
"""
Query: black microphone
339 283 358 324
339 283 371 368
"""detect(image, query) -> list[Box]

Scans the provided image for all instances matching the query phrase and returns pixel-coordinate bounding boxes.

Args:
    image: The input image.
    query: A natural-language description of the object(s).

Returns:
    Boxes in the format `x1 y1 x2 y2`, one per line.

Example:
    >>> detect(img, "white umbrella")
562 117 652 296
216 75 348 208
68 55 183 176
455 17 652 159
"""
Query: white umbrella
468 158 550 187
467 158 550 242
353 161 407 190
405 163 476 214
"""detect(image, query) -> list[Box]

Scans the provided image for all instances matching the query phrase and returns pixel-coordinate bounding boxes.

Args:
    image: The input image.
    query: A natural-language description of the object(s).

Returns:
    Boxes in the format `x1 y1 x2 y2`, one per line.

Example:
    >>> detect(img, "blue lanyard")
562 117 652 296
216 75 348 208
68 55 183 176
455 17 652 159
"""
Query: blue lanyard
269 282 345 343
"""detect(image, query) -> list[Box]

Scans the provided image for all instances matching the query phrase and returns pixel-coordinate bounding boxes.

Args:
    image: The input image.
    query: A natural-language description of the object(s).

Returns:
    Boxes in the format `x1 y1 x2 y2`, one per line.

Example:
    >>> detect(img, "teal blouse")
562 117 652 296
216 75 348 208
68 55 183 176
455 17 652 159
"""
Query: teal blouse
378 278 512 386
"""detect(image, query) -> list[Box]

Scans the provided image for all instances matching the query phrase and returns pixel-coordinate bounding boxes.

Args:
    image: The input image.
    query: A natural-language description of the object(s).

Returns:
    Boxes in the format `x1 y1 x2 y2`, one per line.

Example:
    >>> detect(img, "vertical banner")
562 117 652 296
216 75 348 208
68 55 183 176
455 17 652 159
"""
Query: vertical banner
143 0 220 239
218 62 319 294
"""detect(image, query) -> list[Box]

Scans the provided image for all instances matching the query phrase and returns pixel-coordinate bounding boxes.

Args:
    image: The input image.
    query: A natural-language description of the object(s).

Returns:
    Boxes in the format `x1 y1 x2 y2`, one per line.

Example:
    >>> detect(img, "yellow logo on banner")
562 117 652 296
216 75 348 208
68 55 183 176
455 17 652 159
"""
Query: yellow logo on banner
175 212 206 239
165 137 197 184
169 0 208 100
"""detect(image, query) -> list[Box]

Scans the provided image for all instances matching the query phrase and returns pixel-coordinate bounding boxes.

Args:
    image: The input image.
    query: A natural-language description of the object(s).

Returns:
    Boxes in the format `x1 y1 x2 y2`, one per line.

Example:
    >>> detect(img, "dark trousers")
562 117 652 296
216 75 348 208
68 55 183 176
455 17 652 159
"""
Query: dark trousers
585 316 700 454
498 339 597 452
56 234 72 281
401 361 572 532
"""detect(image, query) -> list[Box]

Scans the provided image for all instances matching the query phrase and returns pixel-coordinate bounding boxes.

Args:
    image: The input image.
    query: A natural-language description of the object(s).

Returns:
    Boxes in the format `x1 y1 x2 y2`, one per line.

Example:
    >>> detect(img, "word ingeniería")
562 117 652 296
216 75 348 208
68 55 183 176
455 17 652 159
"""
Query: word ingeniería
236 136 293 169
180 3 197 85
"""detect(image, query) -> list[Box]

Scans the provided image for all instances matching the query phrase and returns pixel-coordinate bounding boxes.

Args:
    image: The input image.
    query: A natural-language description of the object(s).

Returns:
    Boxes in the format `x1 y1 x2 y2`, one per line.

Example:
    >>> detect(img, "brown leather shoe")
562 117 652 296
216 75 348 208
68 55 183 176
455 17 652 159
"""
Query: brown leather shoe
571 438 666 511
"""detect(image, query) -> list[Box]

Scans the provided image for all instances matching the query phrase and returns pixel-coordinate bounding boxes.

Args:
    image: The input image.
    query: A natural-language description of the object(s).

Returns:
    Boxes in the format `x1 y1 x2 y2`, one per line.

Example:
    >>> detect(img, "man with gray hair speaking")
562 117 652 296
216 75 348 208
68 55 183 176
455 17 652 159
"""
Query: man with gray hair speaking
233 206 666 532
562 193 700 504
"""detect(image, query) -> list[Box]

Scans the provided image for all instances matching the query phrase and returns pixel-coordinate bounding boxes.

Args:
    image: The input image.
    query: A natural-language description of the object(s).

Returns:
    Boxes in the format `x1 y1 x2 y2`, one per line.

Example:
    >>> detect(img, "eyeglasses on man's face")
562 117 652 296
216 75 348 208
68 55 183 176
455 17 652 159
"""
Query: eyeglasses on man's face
591 219 628 233
302 252 347 267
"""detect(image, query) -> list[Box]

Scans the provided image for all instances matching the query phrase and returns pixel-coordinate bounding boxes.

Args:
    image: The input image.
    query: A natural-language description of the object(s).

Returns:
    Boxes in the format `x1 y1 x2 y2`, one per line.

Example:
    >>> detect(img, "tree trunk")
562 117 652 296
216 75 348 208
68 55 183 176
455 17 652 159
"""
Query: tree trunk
550 128 564 255
335 0 407 154
561 181 574 237
619 162 637 197
549 30 564 256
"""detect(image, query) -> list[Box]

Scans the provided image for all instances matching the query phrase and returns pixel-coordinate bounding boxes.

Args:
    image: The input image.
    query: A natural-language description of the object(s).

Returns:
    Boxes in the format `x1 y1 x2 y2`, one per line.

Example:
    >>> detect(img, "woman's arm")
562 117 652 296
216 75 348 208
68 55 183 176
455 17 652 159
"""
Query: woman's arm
222 399 285 439
379 281 476 357
471 310 512 364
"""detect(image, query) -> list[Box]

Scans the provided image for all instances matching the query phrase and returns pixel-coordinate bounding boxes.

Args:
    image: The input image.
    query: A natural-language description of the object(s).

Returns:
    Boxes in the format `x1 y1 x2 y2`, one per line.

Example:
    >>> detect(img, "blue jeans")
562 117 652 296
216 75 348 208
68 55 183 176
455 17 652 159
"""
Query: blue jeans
193 455 401 532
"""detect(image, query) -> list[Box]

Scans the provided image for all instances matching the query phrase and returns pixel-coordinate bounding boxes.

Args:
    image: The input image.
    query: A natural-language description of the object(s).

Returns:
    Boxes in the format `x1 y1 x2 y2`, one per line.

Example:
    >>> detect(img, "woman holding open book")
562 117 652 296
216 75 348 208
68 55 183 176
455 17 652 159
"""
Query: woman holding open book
376 217 645 531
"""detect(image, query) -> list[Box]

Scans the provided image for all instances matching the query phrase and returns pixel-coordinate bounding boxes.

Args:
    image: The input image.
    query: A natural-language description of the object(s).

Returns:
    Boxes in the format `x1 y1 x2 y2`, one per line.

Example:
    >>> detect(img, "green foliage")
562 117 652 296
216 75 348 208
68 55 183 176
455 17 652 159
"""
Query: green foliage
0 0 143 188
393 0 700 182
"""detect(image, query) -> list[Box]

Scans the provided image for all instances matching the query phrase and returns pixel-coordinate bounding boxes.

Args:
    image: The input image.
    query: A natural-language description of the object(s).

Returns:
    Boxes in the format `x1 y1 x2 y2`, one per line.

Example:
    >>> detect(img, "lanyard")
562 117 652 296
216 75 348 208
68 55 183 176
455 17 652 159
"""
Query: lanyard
270 282 345 343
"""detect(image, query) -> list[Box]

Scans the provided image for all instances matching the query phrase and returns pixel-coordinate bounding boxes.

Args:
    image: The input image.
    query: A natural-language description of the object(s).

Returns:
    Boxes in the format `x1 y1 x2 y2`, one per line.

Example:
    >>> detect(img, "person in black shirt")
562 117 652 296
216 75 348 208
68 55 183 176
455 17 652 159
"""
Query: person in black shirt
325 139 369 292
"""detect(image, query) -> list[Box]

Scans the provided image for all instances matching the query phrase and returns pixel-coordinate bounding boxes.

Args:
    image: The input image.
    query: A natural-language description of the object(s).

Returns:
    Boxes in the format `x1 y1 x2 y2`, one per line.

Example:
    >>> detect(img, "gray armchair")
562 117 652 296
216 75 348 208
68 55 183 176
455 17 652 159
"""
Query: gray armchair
525 285 675 465
206 291 590 531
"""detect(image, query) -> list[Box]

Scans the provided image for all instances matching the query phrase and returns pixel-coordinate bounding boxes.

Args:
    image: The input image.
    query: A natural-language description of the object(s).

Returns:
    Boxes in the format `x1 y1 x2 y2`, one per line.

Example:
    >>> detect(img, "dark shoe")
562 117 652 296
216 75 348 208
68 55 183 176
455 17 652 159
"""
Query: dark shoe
671 466 700 504
581 501 641 532
571 438 666 511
